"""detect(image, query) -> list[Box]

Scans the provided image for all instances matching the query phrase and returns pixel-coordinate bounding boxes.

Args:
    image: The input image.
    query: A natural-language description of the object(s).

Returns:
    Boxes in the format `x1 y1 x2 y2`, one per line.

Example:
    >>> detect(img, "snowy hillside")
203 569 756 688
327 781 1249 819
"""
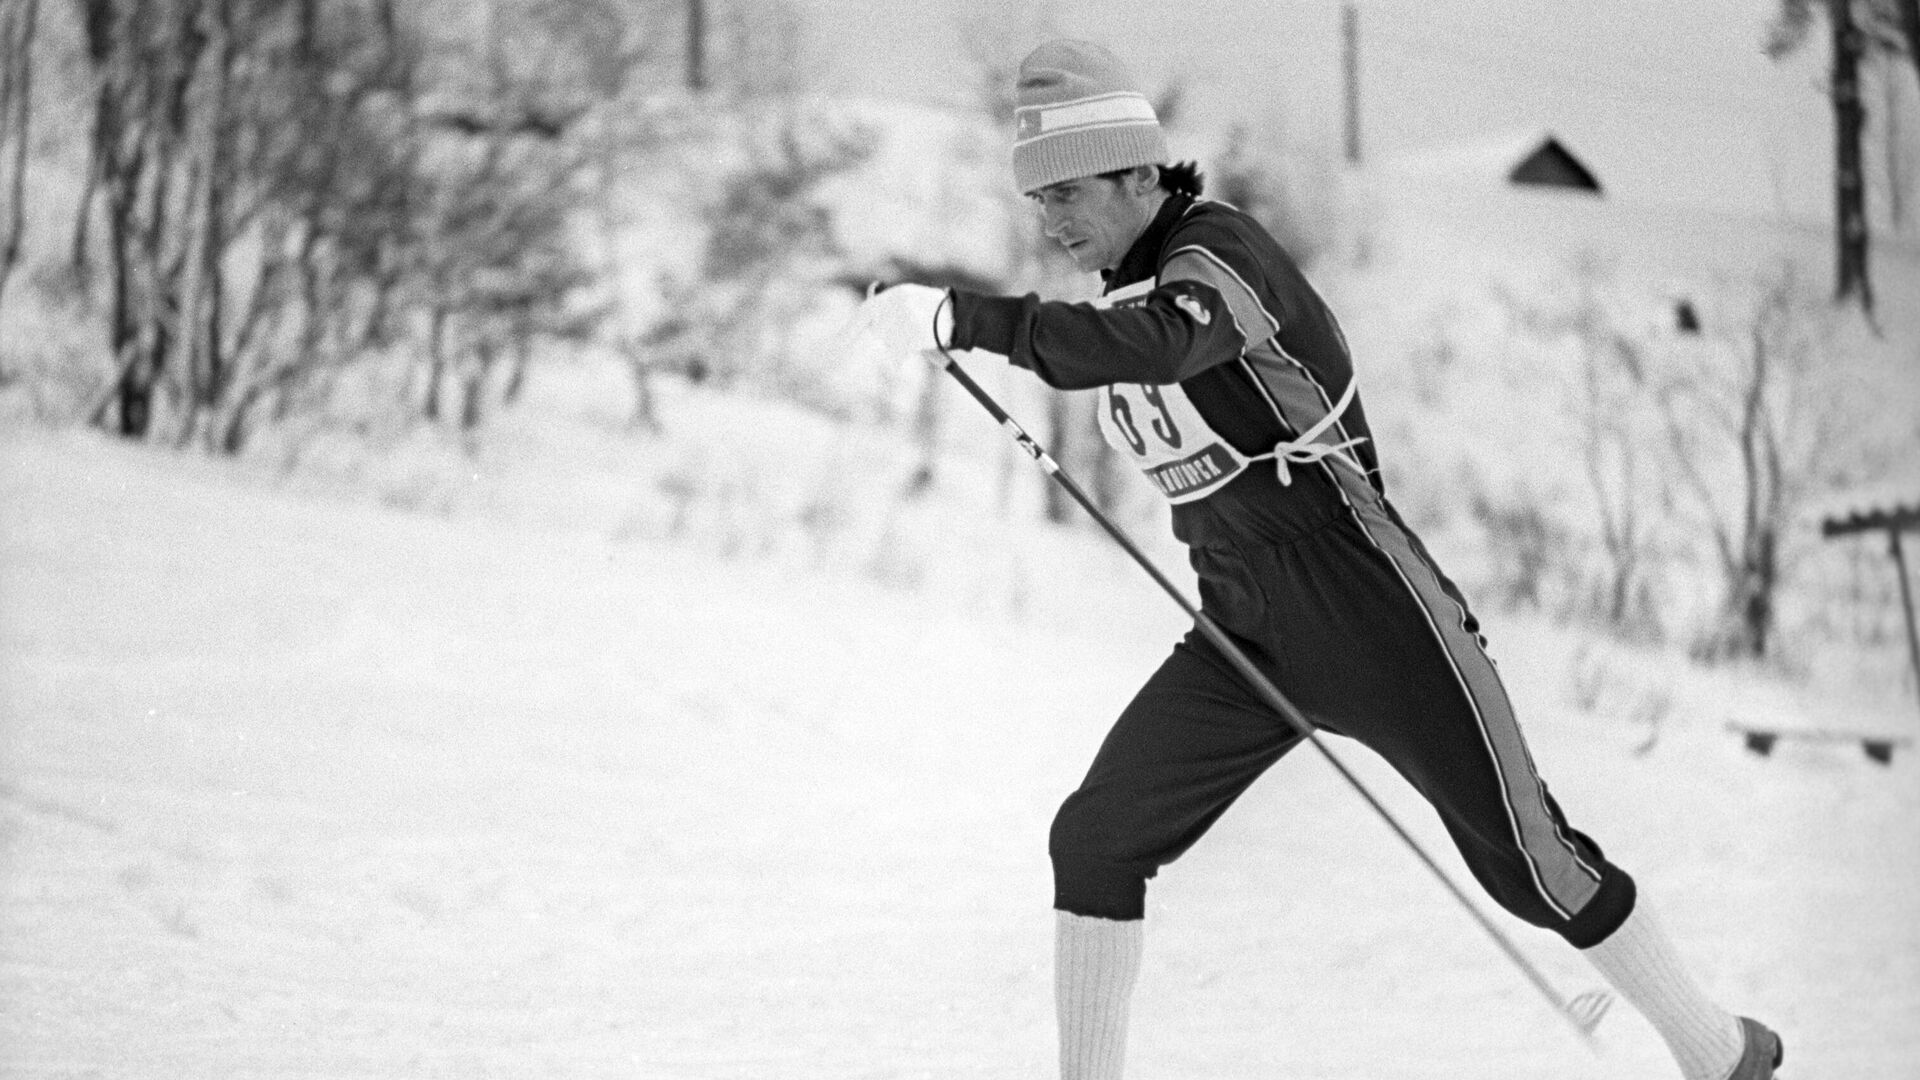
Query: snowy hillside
4 410 1917 1078
2 27 1916 1076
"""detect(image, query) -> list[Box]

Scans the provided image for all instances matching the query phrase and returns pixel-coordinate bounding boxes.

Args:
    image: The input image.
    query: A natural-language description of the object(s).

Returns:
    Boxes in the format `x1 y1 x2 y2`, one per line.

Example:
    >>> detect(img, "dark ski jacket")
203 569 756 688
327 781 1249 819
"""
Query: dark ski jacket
948 194 1386 554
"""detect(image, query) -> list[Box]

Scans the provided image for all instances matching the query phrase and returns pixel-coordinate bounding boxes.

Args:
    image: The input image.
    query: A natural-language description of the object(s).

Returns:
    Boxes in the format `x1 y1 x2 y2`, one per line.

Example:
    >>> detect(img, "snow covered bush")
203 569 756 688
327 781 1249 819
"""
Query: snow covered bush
1380 255 1912 675
656 103 878 413
1648 265 1850 661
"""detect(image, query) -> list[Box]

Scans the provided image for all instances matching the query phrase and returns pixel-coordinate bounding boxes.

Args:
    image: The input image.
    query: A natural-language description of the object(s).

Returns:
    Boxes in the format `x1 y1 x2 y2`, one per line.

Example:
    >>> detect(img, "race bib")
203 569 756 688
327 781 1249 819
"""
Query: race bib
1096 380 1250 503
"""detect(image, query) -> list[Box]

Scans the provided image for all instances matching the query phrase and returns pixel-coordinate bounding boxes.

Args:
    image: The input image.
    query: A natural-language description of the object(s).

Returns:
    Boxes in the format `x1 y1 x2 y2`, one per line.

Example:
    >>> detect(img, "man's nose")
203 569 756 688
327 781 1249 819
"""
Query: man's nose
1042 208 1071 238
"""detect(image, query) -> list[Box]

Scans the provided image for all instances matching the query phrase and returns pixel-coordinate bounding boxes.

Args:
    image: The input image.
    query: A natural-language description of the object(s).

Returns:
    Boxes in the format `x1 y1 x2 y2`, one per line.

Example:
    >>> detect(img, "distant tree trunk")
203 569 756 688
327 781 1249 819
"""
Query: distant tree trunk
1728 317 1779 657
1830 0 1875 315
220 383 263 453
69 0 114 281
0 0 38 319
79 0 213 441
687 0 707 92
105 150 147 436
178 3 233 447
1898 0 1920 91
616 335 661 432
202 169 227 416
500 316 533 406
460 338 495 431
1582 352 1654 628
424 306 449 422
1660 273 1811 662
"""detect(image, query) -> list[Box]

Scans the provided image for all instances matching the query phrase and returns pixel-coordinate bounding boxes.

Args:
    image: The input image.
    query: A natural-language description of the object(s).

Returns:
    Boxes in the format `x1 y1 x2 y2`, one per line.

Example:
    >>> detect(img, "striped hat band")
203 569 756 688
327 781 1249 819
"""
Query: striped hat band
1014 92 1160 146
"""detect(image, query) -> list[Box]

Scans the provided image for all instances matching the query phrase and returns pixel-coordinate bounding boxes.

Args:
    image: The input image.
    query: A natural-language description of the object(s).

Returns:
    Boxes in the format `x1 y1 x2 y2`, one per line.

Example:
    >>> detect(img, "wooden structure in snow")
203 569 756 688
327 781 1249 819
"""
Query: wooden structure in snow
1732 493 1920 765
1371 130 1604 196
1822 496 1920 711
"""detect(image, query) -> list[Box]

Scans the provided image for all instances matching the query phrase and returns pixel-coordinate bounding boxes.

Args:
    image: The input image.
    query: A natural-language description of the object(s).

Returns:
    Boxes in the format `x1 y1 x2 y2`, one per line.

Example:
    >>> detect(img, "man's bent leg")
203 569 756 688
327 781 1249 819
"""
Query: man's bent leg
1275 512 1767 1078
1049 634 1301 1077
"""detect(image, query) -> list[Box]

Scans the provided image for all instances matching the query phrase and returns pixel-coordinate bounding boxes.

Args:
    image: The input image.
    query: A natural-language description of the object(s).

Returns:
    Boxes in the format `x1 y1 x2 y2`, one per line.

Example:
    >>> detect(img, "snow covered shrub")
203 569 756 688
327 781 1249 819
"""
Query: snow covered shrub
2 0 632 454
636 104 877 418
1567 642 1673 752
1451 259 1876 660
1338 275 1601 619
1651 265 1860 663
0 262 105 426
625 385 929 571
1465 487 1567 614
1535 268 1679 640
1207 123 1340 273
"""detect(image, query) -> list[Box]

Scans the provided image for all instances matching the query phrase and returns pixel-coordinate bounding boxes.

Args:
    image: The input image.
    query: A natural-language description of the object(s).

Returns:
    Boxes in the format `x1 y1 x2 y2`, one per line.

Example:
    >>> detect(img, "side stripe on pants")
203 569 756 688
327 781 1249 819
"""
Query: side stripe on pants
1341 491 1604 917
1243 343 1604 919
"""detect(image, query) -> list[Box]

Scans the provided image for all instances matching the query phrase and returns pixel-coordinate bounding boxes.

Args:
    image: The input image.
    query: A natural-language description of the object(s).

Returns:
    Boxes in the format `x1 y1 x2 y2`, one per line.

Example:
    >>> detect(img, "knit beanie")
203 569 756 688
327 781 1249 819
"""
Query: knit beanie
1012 39 1169 194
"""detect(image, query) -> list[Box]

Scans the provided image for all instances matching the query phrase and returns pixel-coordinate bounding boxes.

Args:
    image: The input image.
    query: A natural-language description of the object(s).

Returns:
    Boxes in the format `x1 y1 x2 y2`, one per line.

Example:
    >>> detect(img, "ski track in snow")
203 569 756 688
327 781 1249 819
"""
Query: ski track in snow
2 430 1915 1079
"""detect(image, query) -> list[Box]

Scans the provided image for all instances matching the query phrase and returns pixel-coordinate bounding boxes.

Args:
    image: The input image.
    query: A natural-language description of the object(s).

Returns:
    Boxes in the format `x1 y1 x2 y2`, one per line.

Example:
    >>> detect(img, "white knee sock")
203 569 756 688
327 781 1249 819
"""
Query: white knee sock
1056 911 1144 1080
1581 900 1745 1080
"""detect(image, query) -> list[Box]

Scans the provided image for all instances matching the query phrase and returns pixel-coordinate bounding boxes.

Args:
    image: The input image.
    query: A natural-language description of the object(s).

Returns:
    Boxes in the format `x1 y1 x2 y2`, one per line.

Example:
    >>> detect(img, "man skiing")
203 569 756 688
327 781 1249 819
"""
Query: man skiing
847 39 1783 1080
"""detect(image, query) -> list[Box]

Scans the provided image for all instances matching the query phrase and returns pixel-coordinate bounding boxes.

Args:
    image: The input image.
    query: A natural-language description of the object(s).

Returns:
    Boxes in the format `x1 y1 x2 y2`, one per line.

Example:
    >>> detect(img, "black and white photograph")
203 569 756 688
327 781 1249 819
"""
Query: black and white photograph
1 1 1916 1077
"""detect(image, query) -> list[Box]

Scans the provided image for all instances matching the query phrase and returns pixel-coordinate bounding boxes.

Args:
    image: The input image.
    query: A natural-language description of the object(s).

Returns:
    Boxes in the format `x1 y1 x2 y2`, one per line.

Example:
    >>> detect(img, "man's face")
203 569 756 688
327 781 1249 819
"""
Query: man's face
1028 170 1156 273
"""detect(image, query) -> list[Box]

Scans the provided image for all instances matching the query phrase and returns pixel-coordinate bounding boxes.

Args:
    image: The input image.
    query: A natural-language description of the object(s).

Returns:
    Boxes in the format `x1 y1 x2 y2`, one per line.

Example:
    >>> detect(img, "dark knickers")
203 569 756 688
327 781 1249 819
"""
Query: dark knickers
1049 502 1635 947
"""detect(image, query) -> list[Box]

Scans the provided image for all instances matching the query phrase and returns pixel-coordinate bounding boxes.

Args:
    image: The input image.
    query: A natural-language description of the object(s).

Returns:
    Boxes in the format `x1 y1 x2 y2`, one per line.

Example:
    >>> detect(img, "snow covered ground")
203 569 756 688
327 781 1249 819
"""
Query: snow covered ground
2 415 1916 1079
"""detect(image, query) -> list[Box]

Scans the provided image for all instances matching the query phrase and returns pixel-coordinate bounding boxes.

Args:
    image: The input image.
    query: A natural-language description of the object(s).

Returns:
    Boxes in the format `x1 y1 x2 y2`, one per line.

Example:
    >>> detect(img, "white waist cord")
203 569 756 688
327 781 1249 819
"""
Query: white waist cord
1251 376 1369 486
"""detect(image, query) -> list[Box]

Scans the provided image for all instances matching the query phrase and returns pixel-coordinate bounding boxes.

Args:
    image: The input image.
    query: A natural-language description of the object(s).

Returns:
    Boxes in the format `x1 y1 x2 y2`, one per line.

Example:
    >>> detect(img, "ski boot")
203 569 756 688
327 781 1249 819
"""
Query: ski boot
1728 1017 1783 1079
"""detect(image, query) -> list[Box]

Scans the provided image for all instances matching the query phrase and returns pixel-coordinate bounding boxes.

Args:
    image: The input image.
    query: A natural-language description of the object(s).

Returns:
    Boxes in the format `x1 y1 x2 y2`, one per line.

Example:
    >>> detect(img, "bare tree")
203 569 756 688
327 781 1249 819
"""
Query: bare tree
52 0 628 451
657 106 872 402
1901 0 1920 86
1210 123 1334 272
70 0 219 438
1768 0 1920 318
21 0 850 453
1502 268 1671 634
1655 267 1837 660
1568 315 1669 633
1776 0 1920 91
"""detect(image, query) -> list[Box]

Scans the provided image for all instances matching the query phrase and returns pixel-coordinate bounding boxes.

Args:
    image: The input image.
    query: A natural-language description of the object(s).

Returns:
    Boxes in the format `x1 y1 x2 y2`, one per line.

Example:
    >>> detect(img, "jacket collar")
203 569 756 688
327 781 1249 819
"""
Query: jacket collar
1103 193 1194 292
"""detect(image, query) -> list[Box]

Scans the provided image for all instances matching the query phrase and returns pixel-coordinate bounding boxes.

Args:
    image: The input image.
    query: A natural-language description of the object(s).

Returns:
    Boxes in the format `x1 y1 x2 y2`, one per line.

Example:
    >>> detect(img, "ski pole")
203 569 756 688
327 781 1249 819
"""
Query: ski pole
925 346 1613 1046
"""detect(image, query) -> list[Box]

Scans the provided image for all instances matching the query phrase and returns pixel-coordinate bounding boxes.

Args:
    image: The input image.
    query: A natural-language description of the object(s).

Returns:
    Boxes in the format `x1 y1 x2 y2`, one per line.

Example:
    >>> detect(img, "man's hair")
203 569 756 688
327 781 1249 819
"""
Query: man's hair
1098 160 1205 198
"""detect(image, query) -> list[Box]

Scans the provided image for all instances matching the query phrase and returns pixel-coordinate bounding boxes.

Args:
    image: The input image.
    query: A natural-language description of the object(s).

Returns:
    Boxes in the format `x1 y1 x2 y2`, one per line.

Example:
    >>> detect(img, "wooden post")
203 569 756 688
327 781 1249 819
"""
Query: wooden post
1891 528 1920 715
1823 503 1920 718
1342 3 1361 166
688 0 707 93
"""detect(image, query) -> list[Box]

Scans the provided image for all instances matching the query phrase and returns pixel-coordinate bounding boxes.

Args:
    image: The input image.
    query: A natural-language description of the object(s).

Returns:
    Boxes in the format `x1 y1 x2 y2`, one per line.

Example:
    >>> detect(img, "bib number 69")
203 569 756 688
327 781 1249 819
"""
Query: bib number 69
1108 384 1183 457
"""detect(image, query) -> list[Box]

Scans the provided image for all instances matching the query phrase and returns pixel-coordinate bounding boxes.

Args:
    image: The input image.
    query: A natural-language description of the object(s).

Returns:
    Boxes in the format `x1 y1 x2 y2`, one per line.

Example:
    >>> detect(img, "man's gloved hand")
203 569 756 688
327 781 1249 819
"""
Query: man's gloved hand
844 283 954 366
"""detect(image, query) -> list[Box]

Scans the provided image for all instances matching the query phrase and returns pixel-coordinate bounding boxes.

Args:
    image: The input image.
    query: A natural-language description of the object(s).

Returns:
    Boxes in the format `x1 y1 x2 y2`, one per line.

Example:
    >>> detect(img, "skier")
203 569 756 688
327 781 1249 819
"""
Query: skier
847 39 1783 1080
